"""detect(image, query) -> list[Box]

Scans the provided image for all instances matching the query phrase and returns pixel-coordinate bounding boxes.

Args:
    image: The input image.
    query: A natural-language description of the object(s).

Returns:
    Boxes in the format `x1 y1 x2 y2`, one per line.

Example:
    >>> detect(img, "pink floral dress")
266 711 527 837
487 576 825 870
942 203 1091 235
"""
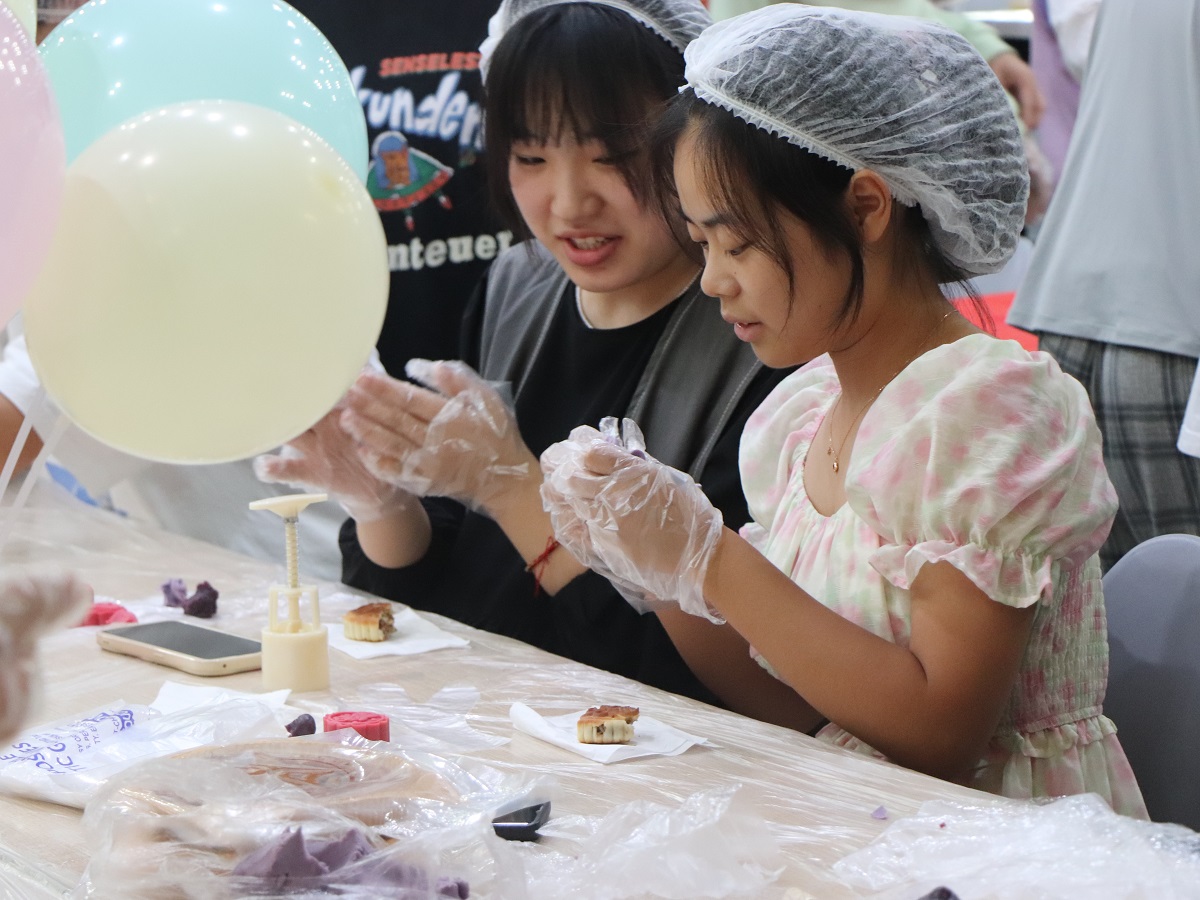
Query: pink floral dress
739 335 1146 817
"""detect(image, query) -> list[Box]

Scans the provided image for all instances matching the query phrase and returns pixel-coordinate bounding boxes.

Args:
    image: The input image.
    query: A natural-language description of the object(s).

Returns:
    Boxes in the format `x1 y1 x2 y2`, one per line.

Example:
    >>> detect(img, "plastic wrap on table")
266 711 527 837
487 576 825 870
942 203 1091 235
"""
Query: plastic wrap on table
322 683 508 753
314 659 911 896
335 657 923 835
0 848 73 900
365 653 939 839
32 622 995 898
833 794 1200 899
8 484 1030 898
521 784 785 897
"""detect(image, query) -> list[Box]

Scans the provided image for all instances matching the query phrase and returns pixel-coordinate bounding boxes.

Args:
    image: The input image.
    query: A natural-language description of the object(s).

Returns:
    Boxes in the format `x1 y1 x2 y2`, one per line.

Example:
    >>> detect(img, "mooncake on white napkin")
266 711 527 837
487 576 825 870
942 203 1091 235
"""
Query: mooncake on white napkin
509 702 708 763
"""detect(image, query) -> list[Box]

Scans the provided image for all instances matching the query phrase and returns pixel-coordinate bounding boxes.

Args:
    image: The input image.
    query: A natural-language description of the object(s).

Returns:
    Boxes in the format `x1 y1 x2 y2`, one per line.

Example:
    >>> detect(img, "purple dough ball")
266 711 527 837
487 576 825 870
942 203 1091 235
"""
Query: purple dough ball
161 578 188 608
286 714 316 737
182 581 219 618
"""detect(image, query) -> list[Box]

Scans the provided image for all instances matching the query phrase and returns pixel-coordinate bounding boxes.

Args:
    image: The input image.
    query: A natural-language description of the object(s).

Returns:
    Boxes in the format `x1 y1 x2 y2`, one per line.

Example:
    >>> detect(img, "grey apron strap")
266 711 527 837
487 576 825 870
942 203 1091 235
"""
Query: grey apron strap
480 246 762 480
627 283 762 479
477 242 568 391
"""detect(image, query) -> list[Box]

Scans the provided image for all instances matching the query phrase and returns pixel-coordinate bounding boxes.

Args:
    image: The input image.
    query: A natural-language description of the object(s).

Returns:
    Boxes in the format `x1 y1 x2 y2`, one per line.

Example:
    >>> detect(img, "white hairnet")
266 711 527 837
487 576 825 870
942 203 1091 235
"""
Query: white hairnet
480 0 711 82
685 5 1028 276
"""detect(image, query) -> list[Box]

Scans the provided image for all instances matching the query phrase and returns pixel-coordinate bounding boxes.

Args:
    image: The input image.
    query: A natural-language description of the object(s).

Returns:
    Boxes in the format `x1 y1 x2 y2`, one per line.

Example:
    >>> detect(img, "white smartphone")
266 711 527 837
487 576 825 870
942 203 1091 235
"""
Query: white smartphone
97 620 262 676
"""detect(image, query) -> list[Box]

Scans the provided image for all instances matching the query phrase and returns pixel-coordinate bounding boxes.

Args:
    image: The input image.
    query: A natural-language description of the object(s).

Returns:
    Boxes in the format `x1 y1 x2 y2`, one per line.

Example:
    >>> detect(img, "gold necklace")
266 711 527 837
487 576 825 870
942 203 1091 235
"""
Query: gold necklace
825 309 953 474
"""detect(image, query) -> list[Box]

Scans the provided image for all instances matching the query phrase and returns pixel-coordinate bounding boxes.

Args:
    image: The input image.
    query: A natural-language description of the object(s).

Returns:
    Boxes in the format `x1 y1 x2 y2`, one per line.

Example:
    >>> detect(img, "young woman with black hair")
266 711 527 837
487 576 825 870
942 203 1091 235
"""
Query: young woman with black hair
540 6 1146 812
257 0 813 730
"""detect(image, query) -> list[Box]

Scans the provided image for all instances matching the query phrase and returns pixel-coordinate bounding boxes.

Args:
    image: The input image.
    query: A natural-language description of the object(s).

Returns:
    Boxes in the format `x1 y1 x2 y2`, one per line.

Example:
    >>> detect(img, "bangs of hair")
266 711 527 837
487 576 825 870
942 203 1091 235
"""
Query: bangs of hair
484 4 686 237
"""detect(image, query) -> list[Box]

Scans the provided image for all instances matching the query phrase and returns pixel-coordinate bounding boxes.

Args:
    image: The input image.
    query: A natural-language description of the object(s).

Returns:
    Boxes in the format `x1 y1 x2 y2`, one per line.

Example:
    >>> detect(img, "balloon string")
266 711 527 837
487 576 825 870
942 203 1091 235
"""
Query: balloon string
0 412 68 558
0 384 44 503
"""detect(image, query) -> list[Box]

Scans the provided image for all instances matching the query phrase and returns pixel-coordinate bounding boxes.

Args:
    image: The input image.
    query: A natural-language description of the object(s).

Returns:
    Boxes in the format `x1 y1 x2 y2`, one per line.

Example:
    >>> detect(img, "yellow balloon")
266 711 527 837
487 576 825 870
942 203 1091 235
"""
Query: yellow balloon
24 100 388 464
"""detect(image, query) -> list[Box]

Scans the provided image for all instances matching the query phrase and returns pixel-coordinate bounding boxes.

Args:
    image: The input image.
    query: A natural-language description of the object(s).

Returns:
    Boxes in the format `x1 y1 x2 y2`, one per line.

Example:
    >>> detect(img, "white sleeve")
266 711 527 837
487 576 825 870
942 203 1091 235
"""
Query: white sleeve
0 328 151 494
1046 0 1101 82
0 332 47 420
1178 364 1200 458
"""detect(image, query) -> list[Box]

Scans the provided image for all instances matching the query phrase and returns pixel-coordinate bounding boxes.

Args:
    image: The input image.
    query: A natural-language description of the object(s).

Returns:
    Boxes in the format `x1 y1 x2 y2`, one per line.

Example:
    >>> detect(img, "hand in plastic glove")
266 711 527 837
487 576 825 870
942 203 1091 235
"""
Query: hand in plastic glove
1 571 93 743
253 403 414 523
989 51 1045 130
340 359 536 513
1023 132 1054 227
540 421 725 623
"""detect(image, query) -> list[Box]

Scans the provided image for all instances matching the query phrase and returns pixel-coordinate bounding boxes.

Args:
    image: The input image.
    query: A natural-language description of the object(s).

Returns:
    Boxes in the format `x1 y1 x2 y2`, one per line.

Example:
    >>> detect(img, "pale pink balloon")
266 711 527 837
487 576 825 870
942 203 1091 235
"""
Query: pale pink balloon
0 3 65 329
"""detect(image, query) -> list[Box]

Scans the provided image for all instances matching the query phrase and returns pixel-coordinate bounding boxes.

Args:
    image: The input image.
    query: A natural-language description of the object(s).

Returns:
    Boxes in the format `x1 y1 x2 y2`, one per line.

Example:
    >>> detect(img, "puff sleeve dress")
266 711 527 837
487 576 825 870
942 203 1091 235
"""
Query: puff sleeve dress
738 335 1146 817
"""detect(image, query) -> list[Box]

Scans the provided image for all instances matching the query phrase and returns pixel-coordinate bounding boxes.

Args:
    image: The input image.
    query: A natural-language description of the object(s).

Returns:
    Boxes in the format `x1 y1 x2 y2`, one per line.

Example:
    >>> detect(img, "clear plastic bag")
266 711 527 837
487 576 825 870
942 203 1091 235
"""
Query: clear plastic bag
521 784 785 898
73 731 543 899
833 793 1200 899
323 683 509 754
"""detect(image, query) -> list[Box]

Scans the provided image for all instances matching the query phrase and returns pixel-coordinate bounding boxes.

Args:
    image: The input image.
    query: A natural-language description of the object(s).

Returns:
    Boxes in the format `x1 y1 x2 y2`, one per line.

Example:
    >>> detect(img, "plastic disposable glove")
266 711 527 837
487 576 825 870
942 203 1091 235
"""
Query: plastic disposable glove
340 359 536 513
253 403 415 523
1 571 93 743
540 420 725 623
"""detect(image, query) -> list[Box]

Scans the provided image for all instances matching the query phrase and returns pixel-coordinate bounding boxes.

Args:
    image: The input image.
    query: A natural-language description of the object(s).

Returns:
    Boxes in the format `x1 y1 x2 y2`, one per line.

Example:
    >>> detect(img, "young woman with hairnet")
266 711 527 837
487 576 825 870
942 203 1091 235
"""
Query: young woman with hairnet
540 6 1146 813
257 0 812 729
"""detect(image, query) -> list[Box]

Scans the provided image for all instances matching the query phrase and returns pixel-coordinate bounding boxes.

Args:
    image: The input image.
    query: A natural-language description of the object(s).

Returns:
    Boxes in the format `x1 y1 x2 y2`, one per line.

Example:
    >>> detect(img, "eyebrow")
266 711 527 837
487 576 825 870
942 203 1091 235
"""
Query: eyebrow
512 130 600 146
680 210 735 229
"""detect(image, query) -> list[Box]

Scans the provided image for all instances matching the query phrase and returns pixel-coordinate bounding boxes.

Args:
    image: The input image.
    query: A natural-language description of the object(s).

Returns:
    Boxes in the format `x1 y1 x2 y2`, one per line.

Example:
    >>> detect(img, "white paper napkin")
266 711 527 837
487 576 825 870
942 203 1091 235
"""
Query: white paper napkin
509 702 709 763
327 608 469 659
149 681 291 714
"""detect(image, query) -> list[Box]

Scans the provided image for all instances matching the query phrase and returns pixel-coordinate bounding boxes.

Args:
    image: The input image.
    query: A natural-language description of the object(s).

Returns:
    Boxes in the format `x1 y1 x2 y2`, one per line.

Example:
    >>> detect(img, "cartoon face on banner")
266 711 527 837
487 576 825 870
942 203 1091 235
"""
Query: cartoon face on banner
367 129 455 231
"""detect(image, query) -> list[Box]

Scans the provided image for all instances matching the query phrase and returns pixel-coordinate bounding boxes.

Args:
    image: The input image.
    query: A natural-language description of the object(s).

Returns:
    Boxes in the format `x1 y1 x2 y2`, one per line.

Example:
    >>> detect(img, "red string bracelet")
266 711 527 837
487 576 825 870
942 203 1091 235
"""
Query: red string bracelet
525 535 561 597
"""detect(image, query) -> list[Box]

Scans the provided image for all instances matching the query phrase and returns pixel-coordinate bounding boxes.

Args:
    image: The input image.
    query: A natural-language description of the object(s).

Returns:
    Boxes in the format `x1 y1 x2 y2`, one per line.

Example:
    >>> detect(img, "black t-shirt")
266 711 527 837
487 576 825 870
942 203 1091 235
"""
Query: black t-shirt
341 279 790 703
287 0 510 376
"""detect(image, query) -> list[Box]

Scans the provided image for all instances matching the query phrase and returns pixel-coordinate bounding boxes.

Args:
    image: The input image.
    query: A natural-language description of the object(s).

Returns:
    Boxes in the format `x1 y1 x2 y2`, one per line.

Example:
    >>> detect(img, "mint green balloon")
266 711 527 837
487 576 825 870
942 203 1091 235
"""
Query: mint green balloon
38 0 367 180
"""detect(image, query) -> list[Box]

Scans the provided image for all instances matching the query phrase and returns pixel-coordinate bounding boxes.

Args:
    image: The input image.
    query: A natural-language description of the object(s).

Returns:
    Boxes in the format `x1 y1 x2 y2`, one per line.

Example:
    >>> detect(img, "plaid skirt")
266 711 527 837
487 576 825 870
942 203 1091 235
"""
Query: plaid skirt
1039 333 1200 571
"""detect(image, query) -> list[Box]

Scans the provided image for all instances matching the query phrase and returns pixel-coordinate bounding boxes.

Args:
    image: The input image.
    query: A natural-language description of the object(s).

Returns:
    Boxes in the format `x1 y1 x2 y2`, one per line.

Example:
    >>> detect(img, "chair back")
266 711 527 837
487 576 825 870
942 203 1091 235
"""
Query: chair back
1103 533 1200 829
